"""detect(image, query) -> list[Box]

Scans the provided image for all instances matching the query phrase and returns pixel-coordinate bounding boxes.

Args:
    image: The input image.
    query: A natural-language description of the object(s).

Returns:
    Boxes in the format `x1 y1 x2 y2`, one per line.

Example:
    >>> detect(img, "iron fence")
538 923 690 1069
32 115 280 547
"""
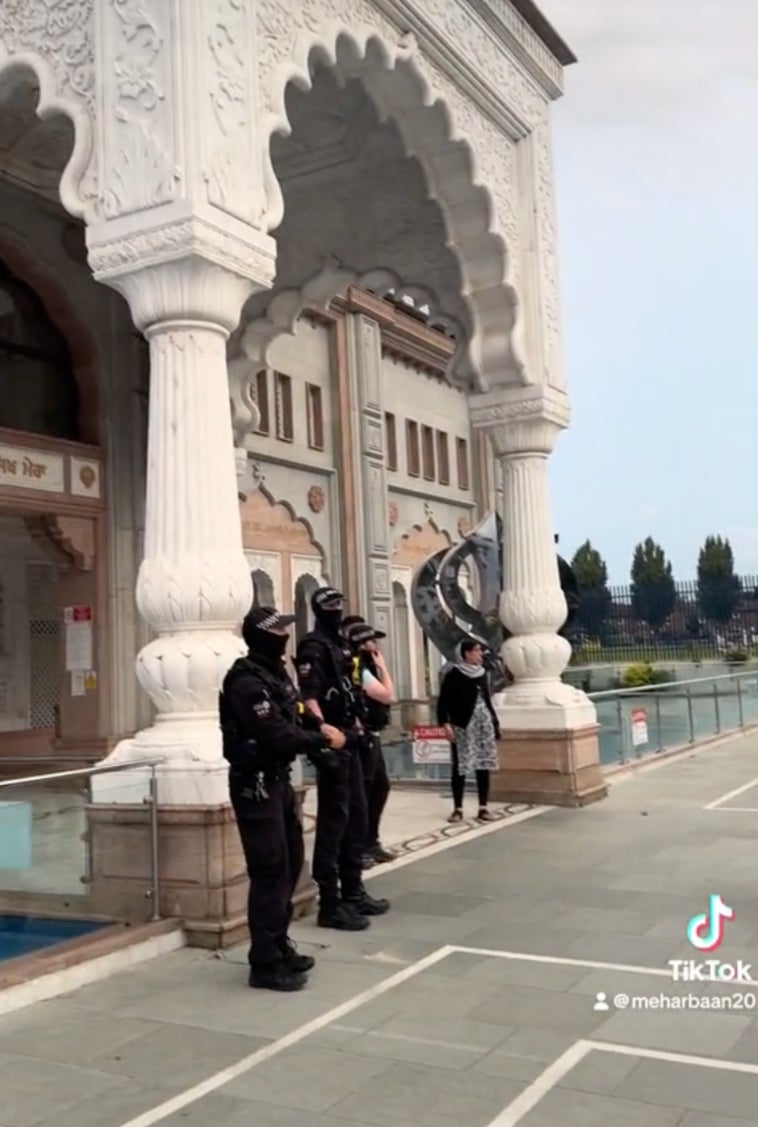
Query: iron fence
569 575 758 664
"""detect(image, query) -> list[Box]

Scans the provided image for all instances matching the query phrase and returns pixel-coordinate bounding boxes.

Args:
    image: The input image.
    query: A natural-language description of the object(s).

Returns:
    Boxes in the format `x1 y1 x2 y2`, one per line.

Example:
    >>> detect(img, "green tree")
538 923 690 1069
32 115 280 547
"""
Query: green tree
571 540 612 638
630 538 676 632
697 535 741 626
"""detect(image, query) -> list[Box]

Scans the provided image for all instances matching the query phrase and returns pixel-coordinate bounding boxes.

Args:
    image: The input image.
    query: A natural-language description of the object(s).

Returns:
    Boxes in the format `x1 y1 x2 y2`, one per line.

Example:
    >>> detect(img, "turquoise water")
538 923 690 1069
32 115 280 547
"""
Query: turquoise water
0 914 107 962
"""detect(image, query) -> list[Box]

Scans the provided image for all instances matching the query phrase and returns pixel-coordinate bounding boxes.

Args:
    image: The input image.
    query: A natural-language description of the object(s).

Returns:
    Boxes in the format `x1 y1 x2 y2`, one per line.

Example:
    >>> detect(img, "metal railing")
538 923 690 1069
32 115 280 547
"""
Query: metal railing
589 670 758 767
0 759 163 921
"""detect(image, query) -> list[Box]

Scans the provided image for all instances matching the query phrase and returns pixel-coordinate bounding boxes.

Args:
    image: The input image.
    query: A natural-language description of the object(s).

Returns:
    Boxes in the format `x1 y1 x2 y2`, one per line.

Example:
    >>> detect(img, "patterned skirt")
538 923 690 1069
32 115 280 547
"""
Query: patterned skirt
453 694 498 774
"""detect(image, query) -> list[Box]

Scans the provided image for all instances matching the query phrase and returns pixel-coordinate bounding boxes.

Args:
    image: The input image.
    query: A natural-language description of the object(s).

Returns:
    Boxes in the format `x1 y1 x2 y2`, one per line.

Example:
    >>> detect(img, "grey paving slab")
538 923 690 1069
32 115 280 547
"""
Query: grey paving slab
326 1060 526 1127
33 1089 250 1127
516 1087 685 1126
86 1023 271 1090
223 1046 392 1111
615 1057 758 1120
473 1027 580 1083
0 1052 125 1127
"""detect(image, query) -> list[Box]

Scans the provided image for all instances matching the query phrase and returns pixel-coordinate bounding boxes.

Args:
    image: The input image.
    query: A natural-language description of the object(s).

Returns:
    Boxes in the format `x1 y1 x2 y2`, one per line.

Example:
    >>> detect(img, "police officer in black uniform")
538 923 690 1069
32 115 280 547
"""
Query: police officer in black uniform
295 587 390 930
343 617 395 869
220 605 346 992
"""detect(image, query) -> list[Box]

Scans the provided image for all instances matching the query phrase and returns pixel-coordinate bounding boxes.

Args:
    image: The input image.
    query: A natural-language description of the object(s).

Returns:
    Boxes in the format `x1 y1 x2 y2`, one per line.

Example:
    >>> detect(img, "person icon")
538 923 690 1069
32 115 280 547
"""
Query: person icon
593 991 610 1012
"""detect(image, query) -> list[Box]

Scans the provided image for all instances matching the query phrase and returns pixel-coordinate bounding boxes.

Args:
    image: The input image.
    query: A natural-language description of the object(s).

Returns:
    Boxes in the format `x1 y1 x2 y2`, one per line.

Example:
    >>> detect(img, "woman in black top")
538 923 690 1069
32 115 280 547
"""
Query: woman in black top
437 640 500 823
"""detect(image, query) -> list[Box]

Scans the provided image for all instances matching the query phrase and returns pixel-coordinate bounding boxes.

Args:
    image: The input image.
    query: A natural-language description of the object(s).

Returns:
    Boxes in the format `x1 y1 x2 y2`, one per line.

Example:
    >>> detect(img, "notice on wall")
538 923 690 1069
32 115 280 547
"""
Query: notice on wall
631 708 649 747
411 724 451 765
84 672 97 692
71 671 85 698
64 605 93 672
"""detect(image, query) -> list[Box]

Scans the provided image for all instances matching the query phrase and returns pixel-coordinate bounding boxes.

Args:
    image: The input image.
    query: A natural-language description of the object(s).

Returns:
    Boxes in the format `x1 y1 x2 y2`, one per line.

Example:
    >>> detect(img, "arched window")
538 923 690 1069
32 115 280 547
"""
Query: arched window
0 259 79 439
294 574 319 646
392 581 413 701
250 569 275 608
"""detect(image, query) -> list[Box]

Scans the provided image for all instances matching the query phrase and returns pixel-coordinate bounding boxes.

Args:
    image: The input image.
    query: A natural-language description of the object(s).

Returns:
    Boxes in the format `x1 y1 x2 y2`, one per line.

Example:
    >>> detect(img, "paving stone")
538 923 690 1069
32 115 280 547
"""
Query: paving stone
592 1005 751 1056
341 1011 512 1069
0 1053 125 1127
33 1088 249 1127
223 1046 391 1111
0 1002 161 1065
468 983 613 1035
472 1029 579 1083
326 1061 525 1126
556 1049 641 1094
87 1023 270 1089
515 1087 685 1126
616 1057 758 1120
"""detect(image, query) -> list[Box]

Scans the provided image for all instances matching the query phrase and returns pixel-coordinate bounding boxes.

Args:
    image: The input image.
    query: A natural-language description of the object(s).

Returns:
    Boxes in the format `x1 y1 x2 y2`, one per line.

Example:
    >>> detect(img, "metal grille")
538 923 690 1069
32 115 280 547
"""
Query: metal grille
27 561 59 729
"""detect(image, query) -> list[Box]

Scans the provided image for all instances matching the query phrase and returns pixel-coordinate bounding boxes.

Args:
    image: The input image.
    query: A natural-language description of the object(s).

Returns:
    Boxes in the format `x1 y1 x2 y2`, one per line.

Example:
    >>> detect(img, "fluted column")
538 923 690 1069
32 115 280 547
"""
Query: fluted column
469 385 596 730
88 236 275 804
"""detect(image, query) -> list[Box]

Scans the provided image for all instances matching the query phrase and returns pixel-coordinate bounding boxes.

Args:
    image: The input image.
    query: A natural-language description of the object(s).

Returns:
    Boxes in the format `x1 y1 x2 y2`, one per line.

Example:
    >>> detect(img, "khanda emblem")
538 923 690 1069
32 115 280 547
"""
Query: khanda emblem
410 512 579 694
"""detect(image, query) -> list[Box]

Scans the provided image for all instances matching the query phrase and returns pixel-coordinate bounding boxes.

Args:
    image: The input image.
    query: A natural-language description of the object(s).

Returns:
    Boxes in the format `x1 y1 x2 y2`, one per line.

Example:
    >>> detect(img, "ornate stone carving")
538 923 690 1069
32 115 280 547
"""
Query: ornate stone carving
387 501 398 527
307 484 325 514
0 3 96 217
0 1 95 111
468 385 571 456
87 215 276 287
204 0 264 223
100 0 179 217
457 515 472 537
532 109 563 387
255 0 531 388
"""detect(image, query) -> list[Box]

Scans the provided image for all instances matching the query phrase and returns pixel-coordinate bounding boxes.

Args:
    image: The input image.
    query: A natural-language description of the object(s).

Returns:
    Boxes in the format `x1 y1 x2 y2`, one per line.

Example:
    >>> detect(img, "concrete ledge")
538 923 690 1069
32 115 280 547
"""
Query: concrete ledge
0 919 184 1016
492 724 608 807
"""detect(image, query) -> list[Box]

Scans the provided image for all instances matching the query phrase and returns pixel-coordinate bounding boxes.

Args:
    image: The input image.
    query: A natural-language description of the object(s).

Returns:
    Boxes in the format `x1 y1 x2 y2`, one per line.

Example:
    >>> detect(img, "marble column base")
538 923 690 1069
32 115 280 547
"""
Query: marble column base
86 786 317 948
490 724 608 808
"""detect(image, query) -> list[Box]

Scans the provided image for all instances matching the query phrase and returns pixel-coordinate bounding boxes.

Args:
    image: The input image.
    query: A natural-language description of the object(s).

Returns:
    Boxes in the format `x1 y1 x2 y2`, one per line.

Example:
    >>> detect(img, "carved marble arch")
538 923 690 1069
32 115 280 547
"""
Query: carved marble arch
392 520 452 570
0 41 95 220
239 485 327 563
255 13 527 393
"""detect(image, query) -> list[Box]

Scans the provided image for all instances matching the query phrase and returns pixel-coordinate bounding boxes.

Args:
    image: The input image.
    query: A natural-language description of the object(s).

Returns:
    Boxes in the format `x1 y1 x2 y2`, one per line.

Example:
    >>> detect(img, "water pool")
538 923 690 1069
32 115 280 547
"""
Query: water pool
0 914 108 962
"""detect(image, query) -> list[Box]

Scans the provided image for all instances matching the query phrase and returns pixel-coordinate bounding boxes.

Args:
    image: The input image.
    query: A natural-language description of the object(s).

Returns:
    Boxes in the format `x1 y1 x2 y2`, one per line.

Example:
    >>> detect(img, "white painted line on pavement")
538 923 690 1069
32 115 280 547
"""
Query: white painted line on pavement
113 944 455 1127
453 945 672 978
703 774 758 809
485 1039 594 1125
487 1039 758 1126
362 804 550 882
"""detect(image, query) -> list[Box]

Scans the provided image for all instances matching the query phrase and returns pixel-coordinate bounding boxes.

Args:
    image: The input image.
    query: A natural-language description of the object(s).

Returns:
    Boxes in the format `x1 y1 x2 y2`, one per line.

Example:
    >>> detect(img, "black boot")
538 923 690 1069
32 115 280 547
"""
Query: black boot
369 843 396 864
281 937 315 974
318 901 370 931
249 961 307 992
344 886 390 916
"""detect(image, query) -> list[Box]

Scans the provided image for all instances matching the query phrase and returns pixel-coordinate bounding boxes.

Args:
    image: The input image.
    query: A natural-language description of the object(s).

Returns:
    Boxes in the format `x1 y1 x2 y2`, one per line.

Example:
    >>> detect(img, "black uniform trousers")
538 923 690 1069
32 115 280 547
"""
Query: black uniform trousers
230 778 304 967
360 732 391 849
312 749 367 909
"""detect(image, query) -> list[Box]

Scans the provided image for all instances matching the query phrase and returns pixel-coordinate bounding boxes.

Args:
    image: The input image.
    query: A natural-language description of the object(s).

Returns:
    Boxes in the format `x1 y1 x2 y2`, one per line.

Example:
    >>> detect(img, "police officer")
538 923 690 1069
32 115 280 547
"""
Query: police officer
343 617 396 868
295 586 390 930
220 605 346 992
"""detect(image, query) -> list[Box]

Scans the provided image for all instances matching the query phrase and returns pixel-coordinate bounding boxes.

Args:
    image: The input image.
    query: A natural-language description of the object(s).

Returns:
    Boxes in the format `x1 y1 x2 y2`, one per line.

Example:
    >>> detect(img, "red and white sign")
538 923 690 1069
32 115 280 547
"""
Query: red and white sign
631 708 649 747
63 605 93 624
411 724 451 765
64 604 94 672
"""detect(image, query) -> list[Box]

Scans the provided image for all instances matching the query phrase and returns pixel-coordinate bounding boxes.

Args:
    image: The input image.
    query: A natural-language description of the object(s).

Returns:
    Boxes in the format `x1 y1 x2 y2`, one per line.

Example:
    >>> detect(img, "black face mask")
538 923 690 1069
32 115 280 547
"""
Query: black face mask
250 629 289 663
316 609 342 635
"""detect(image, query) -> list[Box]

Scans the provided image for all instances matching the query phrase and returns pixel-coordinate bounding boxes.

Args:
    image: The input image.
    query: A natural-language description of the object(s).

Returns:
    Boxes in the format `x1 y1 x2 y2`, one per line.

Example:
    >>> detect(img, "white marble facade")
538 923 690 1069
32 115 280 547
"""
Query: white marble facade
0 0 597 805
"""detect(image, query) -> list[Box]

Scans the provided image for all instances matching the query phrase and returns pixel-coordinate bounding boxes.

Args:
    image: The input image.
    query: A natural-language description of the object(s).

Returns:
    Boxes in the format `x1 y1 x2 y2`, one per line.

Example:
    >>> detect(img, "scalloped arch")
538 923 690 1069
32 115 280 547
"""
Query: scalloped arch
0 44 94 220
259 24 526 390
241 482 327 564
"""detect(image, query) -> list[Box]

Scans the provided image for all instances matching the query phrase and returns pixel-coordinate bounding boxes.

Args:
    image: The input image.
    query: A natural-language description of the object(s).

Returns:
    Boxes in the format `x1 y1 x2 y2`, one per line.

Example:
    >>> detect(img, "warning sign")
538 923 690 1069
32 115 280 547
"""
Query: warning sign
411 724 451 765
631 708 649 747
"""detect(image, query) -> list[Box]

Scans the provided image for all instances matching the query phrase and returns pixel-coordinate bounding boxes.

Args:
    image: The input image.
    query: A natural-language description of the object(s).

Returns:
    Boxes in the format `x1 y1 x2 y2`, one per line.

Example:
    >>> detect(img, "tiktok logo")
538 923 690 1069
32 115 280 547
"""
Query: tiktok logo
686 894 734 952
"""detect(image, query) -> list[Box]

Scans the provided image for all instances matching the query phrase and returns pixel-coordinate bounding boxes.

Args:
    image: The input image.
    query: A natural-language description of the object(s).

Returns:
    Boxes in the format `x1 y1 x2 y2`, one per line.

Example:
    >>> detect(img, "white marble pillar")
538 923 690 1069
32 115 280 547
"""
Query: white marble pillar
469 385 596 731
89 248 274 804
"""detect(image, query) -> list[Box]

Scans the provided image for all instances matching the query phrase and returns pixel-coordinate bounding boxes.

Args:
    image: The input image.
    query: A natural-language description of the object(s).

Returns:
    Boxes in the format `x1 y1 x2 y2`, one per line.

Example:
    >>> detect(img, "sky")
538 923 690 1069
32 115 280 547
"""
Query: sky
537 0 758 584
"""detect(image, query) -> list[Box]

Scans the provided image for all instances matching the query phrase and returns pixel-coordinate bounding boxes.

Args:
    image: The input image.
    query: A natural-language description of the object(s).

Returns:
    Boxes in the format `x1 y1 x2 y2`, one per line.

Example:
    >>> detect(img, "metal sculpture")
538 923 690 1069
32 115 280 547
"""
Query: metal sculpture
410 512 578 693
